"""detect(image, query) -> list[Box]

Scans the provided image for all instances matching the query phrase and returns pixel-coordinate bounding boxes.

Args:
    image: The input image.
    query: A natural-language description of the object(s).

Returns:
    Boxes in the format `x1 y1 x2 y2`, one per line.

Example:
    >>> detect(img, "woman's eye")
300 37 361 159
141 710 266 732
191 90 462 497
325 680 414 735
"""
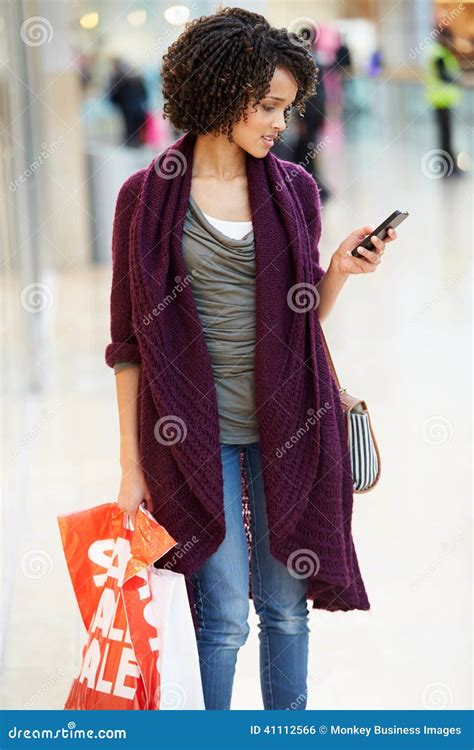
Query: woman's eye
262 105 275 112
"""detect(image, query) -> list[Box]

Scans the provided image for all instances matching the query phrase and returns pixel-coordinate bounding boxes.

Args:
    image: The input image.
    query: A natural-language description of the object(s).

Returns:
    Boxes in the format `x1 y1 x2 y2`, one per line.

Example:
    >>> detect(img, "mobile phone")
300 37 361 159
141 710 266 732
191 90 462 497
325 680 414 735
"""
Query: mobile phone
351 210 409 258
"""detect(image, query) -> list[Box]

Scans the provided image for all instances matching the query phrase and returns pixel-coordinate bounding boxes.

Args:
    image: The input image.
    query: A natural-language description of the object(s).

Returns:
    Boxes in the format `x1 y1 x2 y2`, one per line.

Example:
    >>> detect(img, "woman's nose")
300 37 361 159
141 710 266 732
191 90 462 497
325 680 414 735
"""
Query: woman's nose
272 112 286 132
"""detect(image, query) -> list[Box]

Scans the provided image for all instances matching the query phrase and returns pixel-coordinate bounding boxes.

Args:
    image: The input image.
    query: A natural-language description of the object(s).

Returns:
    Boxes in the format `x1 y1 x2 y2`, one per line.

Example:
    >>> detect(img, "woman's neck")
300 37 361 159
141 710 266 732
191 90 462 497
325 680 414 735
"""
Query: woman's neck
192 132 246 181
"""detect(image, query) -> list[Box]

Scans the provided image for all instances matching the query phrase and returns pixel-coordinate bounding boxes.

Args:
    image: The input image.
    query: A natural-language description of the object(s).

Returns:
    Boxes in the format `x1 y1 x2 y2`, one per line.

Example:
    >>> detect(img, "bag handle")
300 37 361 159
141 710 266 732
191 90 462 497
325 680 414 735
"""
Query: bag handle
319 325 343 392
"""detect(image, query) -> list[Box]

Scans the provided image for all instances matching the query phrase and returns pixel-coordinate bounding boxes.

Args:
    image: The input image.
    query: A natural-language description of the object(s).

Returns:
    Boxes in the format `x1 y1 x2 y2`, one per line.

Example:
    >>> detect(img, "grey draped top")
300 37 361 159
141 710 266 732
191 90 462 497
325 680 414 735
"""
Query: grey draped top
114 194 259 444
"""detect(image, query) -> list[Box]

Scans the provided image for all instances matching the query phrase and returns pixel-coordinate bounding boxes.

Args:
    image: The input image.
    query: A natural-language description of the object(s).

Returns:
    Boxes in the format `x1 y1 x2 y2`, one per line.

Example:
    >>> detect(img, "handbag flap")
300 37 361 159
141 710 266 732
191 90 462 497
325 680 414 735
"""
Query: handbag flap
339 389 367 413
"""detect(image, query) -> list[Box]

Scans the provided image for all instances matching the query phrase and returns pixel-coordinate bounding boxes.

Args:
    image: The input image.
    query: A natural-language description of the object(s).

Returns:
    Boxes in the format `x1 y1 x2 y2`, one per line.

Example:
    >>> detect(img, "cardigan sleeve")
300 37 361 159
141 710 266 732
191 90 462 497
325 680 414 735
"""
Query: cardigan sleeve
104 170 145 369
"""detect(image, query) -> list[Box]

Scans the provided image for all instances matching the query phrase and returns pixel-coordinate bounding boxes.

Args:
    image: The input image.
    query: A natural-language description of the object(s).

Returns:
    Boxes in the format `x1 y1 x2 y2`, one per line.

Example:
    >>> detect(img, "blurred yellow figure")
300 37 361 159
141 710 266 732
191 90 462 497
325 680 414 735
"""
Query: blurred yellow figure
423 27 463 175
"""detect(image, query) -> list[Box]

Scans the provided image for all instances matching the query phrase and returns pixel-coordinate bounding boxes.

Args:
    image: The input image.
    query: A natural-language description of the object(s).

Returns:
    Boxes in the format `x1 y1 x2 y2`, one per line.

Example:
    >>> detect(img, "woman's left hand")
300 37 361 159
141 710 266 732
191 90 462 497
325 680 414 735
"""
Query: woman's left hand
331 224 398 276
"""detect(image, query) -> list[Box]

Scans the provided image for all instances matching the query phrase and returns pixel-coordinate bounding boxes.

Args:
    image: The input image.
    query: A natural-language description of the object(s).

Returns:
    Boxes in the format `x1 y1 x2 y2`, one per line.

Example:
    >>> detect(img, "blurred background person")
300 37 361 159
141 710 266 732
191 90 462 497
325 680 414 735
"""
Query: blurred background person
272 24 330 200
334 35 355 117
423 27 463 176
365 48 383 77
107 57 149 147
293 36 330 199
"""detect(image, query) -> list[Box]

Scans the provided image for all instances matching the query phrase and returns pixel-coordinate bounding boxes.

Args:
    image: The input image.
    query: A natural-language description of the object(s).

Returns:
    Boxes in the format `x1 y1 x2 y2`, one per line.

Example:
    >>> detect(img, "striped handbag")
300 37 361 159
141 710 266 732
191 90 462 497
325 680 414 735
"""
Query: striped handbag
320 329 381 493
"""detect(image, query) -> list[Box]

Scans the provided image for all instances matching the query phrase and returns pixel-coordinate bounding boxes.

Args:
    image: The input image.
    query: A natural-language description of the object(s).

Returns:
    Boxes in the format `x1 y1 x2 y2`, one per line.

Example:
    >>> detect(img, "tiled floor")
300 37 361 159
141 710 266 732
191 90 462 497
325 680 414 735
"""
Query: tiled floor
1 104 471 710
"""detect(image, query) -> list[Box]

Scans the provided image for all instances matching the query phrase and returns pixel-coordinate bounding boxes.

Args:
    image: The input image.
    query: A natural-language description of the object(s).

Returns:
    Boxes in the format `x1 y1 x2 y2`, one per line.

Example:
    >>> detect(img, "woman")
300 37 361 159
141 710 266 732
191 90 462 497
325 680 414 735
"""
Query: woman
105 7 397 711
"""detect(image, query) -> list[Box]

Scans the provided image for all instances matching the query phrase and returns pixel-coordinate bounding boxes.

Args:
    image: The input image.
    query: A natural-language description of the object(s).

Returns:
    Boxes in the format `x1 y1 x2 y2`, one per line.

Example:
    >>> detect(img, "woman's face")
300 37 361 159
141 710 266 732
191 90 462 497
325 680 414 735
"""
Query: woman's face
231 65 299 157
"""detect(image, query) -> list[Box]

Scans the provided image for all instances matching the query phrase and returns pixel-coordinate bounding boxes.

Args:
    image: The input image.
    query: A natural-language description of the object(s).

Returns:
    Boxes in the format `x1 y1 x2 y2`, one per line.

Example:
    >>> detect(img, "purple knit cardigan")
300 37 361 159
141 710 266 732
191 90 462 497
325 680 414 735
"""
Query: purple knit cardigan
105 131 370 624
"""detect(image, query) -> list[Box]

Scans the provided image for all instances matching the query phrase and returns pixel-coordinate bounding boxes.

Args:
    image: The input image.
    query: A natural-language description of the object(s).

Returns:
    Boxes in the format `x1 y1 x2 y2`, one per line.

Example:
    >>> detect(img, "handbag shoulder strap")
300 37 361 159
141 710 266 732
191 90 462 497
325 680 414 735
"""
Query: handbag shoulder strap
319 325 342 391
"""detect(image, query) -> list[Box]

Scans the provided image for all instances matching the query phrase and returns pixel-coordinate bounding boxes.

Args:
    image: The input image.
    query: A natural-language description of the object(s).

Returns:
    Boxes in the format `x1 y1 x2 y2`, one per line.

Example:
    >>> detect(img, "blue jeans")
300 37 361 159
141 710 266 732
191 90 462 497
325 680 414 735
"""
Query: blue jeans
192 442 310 710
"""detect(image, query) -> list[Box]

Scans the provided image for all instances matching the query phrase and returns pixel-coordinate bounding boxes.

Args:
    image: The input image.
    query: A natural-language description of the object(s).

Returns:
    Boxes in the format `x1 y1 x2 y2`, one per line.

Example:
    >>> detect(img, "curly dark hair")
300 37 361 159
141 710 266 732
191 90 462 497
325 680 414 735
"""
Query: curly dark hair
160 6 318 143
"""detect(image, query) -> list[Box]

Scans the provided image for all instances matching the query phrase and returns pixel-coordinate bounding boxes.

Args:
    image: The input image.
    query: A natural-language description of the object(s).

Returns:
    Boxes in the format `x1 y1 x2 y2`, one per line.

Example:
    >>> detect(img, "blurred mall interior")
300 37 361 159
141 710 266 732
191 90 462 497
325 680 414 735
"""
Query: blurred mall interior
1 0 472 709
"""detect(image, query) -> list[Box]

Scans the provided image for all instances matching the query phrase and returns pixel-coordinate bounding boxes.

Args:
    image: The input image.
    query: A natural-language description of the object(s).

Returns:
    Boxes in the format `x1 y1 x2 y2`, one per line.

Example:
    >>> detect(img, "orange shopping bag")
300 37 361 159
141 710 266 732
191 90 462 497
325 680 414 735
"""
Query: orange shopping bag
58 501 177 709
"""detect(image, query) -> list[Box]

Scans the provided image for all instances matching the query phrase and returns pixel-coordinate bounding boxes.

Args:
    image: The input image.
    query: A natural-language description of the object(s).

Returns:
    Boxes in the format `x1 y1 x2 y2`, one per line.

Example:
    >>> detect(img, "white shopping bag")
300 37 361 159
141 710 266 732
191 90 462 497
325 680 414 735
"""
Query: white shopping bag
149 567 205 710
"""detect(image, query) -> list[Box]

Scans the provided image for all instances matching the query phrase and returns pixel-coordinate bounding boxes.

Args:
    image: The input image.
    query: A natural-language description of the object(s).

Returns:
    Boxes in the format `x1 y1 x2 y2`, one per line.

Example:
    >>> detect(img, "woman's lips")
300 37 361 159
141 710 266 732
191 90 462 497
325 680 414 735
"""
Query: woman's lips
262 135 274 146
